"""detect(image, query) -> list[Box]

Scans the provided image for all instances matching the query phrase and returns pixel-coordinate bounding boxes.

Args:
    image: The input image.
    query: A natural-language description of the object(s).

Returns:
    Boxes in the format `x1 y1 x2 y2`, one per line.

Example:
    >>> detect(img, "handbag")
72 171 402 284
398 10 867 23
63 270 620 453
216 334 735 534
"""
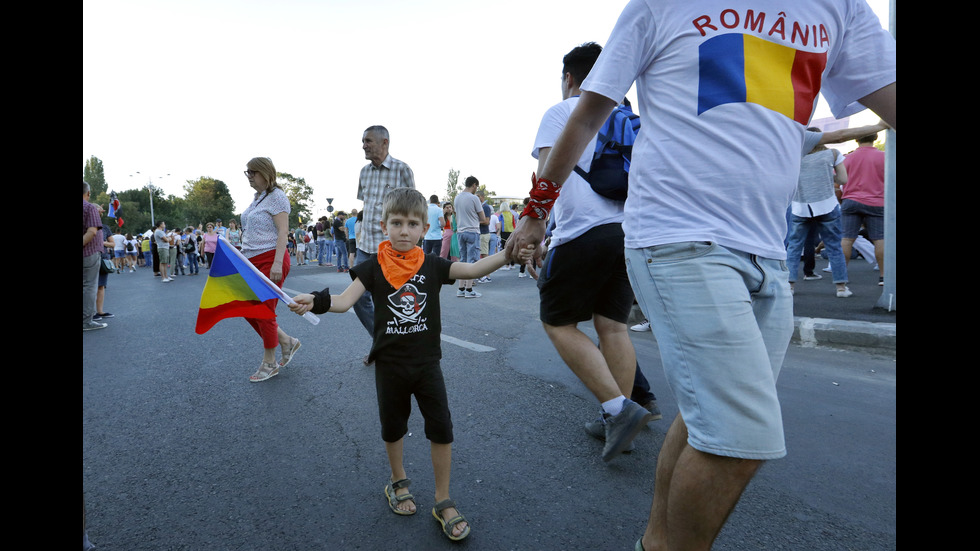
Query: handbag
100 257 116 274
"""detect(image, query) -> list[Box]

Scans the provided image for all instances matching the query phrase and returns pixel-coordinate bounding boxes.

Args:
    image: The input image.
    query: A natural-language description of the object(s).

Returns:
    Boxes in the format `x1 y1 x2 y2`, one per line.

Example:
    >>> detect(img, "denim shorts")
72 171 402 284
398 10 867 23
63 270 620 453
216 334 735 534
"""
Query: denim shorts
457 231 480 263
624 242 793 460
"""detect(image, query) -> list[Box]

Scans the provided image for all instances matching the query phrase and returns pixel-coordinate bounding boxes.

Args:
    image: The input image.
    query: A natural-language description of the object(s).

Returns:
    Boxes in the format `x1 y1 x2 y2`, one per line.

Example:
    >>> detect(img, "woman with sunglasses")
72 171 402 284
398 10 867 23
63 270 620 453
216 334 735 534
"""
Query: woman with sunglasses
240 157 301 382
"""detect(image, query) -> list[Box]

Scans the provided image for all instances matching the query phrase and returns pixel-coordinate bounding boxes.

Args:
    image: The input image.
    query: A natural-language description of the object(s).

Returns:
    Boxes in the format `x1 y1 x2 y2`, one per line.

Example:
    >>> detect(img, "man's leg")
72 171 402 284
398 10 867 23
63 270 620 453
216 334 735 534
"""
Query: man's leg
640 414 762 551
82 252 100 324
352 248 375 334
542 321 626 401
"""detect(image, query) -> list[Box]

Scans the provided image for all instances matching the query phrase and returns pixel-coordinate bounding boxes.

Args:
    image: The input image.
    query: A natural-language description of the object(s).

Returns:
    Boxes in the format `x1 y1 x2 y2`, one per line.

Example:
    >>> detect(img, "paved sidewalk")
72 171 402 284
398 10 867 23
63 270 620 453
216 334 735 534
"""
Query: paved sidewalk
628 256 896 355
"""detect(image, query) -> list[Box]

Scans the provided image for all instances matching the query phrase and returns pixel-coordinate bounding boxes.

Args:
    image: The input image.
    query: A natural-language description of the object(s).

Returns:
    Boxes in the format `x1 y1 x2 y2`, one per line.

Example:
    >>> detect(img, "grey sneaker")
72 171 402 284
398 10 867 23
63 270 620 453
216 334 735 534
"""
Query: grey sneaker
584 413 634 453
465 290 482 298
83 321 108 331
602 400 653 461
638 399 663 421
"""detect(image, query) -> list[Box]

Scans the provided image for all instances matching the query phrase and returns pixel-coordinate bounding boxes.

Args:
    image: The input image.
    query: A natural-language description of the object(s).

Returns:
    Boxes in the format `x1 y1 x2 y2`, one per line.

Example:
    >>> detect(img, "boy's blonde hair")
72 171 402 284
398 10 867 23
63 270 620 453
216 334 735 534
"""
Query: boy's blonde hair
382 188 428 223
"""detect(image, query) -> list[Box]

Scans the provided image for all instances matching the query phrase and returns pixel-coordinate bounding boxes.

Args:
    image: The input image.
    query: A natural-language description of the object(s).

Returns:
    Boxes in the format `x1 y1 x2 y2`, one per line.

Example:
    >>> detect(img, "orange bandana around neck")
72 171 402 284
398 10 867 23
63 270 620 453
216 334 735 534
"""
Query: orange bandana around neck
377 240 425 290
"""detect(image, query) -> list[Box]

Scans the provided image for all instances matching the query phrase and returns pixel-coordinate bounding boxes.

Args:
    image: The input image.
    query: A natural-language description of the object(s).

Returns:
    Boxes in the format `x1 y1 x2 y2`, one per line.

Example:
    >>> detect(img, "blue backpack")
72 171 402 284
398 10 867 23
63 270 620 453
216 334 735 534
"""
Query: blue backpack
573 103 640 201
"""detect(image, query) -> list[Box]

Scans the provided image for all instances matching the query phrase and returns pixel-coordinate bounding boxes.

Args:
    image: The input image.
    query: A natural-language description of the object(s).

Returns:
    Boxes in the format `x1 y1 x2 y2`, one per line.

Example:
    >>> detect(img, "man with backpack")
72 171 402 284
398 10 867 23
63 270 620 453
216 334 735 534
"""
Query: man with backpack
528 41 657 462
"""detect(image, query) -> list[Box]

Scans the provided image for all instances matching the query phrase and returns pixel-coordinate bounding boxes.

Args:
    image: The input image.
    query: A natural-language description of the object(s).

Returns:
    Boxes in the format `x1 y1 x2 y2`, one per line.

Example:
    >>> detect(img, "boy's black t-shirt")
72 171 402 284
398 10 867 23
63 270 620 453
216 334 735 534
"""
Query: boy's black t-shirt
350 253 456 365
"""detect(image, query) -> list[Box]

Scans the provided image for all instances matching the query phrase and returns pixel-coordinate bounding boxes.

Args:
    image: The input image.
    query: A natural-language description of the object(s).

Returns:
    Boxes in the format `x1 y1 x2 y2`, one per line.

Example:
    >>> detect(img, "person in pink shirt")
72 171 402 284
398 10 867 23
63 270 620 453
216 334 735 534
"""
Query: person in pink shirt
202 223 219 268
841 132 887 285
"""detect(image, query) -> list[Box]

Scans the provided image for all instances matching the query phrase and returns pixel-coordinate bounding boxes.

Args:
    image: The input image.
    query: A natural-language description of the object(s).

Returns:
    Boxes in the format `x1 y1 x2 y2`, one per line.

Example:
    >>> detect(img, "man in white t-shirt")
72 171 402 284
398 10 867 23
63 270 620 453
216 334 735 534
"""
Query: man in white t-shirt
110 227 126 273
506 2 895 549
530 41 655 463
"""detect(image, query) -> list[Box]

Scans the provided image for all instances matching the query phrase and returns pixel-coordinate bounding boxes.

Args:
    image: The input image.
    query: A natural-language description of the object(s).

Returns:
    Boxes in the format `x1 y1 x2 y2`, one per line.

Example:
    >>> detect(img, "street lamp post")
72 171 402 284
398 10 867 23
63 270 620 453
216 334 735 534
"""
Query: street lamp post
131 171 169 228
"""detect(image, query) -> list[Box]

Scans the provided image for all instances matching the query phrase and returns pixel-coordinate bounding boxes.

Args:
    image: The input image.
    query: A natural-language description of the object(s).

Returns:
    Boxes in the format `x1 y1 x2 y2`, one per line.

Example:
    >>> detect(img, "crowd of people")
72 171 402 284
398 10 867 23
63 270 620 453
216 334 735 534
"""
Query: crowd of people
85 1 894 547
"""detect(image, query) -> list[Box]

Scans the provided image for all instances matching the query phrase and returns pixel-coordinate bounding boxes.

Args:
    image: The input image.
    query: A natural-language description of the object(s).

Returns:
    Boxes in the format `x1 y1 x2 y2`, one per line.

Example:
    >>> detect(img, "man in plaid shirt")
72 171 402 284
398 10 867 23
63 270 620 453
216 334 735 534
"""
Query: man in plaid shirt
83 180 107 331
353 125 416 343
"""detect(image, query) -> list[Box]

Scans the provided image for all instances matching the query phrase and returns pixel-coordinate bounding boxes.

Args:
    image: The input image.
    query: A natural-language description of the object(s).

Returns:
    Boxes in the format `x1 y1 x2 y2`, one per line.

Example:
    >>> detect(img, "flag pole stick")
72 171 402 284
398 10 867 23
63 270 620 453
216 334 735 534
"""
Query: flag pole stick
218 236 320 326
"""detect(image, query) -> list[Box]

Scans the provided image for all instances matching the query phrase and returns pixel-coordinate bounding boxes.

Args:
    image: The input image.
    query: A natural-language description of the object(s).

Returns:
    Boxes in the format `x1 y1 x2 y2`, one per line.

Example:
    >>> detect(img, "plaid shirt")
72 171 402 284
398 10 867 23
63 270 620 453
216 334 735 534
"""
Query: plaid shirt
82 199 103 257
357 154 415 253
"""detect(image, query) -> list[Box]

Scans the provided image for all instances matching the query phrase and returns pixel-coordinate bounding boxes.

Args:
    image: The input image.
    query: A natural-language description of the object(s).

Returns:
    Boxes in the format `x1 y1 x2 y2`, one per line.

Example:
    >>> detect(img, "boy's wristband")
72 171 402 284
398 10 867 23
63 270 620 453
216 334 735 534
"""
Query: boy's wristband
520 173 561 219
311 287 331 314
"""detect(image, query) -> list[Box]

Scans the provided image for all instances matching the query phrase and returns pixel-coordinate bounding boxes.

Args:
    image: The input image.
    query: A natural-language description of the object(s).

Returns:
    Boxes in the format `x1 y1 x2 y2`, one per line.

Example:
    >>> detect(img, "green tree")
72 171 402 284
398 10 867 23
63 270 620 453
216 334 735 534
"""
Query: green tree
444 168 460 203
277 172 314 229
476 184 496 201
83 156 107 198
183 177 235 227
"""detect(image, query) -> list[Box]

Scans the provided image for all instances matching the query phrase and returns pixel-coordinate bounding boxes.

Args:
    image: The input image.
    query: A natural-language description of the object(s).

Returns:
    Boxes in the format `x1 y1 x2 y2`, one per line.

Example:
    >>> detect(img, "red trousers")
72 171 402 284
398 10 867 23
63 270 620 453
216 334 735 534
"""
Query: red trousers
245 248 290 348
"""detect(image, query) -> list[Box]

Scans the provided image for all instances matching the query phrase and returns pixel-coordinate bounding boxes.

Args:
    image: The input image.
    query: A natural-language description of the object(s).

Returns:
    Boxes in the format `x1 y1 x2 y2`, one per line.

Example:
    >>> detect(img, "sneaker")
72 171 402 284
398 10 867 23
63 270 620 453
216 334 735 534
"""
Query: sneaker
83 321 108 331
803 273 822 280
95 312 114 319
584 414 634 453
637 399 663 421
602 400 653 462
878 277 884 286
837 286 853 298
477 276 491 283
162 277 173 282
518 272 528 278
465 290 482 298
457 289 466 297
630 320 651 332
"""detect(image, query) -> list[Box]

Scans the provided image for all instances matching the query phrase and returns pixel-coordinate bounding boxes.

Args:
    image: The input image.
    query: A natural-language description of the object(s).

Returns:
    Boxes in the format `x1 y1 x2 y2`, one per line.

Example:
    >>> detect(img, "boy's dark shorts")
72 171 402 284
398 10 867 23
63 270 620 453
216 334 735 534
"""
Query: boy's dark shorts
537 223 634 326
374 359 453 444
347 240 357 255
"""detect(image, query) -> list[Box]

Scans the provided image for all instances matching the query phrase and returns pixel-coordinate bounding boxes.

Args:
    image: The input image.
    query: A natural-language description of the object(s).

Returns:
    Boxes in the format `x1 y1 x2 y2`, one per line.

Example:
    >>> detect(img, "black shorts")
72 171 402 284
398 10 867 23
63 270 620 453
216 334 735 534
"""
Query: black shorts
374 359 453 444
538 223 634 326
347 240 357 254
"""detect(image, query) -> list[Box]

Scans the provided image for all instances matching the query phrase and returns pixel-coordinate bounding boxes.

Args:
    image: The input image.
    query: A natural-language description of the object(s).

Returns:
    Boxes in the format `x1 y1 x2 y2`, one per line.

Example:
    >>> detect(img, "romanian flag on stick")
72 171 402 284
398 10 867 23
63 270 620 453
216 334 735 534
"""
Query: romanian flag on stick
195 236 319 334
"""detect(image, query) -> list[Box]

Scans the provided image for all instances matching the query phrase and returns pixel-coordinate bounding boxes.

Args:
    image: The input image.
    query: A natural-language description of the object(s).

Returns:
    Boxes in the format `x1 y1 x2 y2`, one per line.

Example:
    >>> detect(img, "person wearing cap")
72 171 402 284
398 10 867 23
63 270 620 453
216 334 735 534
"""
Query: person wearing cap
213 218 226 239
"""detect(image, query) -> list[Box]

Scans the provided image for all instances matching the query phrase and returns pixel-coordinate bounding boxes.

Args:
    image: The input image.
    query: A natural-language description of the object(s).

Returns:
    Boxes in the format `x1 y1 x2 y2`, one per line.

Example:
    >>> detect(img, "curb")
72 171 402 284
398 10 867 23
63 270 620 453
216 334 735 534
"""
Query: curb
630 307 896 355
793 317 896 354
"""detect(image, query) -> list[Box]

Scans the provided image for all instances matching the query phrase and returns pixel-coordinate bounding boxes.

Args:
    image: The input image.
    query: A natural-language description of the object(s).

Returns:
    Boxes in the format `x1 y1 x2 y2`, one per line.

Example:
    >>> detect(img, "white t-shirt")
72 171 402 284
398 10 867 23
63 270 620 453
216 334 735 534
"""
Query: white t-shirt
487 212 499 233
111 233 125 251
580 0 895 259
532 96 623 248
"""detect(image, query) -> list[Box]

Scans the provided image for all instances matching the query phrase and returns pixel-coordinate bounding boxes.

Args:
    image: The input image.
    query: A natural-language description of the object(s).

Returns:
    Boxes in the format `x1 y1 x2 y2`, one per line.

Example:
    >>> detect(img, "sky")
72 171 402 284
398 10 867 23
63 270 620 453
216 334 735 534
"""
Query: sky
83 0 892 221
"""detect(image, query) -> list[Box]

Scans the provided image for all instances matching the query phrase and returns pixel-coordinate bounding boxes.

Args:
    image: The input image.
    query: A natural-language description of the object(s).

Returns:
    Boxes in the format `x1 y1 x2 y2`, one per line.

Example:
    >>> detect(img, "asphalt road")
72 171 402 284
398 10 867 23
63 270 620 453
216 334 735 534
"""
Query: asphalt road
82 259 896 550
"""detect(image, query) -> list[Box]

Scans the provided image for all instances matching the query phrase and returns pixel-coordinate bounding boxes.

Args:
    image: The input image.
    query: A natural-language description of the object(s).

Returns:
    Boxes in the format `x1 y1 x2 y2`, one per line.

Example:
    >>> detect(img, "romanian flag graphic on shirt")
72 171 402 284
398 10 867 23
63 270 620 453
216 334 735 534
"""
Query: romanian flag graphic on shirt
697 33 826 125
195 237 282 334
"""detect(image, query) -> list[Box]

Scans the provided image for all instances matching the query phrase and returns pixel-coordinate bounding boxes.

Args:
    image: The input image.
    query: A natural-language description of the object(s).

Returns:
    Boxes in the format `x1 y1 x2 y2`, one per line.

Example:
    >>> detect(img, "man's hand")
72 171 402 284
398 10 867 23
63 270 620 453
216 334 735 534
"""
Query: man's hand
505 216 547 264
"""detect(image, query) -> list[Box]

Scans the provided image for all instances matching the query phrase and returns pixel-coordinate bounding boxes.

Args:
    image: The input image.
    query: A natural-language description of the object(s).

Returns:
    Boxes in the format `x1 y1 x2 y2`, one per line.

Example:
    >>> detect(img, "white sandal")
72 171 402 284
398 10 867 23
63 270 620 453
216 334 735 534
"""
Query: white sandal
249 361 280 382
279 337 301 368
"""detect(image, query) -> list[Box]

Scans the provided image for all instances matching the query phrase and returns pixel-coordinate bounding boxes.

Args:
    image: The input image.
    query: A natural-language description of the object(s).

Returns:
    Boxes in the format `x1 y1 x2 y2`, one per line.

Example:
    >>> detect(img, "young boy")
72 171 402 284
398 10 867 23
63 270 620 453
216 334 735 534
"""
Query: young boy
289 188 532 542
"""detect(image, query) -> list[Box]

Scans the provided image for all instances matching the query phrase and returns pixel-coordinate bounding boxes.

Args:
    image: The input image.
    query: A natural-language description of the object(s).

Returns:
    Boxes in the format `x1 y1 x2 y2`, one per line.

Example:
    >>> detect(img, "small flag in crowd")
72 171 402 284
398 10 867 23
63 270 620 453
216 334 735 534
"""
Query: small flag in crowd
195 237 318 334
107 191 120 218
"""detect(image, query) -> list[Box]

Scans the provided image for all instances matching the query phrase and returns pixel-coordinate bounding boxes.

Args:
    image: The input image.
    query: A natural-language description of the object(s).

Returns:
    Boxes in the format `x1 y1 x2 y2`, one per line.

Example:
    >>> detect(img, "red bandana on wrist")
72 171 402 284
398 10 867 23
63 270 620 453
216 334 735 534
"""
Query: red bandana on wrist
377 240 425 290
521 172 561 219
